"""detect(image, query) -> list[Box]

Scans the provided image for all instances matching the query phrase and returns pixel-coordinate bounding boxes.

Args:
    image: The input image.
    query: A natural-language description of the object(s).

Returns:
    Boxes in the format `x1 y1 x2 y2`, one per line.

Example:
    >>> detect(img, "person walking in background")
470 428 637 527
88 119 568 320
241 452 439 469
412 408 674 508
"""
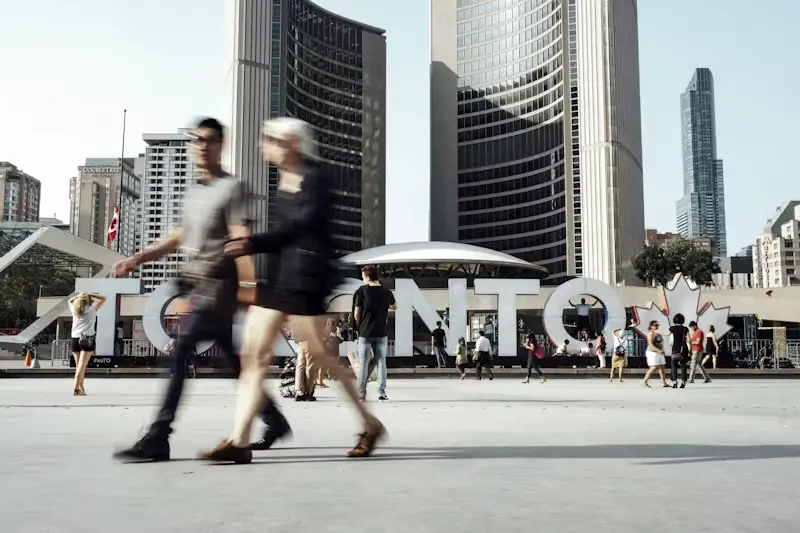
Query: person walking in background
431 320 448 368
642 320 668 388
668 314 690 388
68 292 106 396
293 330 316 402
203 118 385 463
610 328 628 383
688 321 712 384
703 325 719 370
353 264 396 402
522 331 546 384
455 337 469 380
473 330 494 380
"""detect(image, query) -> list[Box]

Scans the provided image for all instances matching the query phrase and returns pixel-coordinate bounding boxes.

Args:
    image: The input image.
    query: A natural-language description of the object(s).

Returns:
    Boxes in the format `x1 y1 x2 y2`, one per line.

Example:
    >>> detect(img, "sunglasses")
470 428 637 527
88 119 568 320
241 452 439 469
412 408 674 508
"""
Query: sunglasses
186 131 221 145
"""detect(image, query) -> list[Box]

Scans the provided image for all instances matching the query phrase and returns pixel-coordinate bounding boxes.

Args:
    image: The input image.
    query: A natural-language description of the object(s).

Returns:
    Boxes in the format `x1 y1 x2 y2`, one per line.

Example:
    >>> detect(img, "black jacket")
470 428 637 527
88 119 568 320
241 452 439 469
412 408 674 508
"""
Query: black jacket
248 163 336 295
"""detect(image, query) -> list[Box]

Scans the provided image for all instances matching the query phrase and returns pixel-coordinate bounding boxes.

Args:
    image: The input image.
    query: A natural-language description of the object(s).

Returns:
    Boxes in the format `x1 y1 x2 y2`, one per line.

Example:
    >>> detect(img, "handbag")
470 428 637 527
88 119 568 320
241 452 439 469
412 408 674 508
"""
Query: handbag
534 345 545 359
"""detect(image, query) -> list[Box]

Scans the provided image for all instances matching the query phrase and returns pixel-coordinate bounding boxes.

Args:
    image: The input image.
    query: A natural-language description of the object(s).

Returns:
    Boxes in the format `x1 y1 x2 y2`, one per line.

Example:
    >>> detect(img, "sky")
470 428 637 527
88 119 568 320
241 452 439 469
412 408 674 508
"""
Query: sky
1 0 798 254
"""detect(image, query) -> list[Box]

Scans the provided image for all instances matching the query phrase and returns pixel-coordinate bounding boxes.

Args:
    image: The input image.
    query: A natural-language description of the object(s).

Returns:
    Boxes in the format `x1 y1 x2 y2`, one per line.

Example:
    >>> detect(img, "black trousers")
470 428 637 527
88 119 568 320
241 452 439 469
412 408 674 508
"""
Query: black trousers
526 354 544 379
476 351 493 379
148 309 287 439
670 354 688 383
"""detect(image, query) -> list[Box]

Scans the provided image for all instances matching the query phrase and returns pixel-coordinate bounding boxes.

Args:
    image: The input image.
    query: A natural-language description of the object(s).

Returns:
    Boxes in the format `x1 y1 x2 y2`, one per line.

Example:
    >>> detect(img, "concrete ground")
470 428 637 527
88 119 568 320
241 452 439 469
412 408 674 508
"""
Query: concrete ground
0 378 798 533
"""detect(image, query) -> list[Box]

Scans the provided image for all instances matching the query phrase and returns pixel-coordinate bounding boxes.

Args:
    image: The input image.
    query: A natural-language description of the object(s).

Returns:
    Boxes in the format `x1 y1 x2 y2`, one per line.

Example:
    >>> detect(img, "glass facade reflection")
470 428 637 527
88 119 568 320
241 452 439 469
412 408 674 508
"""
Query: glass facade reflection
273 0 386 256
454 0 567 281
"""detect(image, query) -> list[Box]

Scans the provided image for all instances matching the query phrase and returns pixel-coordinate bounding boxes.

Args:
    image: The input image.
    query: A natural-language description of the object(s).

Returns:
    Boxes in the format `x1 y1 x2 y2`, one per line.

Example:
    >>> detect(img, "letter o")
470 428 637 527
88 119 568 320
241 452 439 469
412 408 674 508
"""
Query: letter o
542 278 627 350
142 282 214 354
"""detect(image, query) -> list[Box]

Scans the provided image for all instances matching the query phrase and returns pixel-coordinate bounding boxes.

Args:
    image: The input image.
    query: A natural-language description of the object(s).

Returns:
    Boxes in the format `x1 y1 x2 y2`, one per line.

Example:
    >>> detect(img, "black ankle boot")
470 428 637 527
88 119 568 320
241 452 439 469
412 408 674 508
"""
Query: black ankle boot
252 422 292 451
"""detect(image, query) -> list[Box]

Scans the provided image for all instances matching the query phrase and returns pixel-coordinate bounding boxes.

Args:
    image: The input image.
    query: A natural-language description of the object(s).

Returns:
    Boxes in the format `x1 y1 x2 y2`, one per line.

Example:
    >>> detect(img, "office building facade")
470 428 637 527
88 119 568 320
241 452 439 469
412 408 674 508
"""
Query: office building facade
752 202 800 288
225 0 387 279
69 158 141 257
676 68 727 256
430 0 644 286
0 162 41 222
138 131 198 293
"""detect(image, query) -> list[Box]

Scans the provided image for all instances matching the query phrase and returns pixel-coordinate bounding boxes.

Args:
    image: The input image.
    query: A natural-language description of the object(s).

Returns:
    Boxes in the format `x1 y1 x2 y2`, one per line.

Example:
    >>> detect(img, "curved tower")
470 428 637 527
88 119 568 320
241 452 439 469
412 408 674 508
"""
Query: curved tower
226 0 386 276
431 0 644 285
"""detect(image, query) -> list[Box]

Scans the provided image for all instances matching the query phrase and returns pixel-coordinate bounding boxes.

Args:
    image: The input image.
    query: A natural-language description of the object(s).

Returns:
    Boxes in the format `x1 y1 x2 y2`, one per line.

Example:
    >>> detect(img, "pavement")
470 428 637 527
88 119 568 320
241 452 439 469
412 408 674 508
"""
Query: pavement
0 378 799 533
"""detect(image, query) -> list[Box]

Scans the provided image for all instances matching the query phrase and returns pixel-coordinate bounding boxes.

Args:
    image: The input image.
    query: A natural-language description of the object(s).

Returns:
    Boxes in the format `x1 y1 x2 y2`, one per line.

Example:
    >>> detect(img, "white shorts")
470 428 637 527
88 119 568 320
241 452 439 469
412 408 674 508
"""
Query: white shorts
646 350 666 367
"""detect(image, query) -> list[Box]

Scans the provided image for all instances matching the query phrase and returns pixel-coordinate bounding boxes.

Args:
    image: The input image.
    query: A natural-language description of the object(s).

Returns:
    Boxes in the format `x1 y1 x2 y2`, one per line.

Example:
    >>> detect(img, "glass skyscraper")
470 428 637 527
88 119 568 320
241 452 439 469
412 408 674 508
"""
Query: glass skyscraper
430 0 645 286
676 68 727 256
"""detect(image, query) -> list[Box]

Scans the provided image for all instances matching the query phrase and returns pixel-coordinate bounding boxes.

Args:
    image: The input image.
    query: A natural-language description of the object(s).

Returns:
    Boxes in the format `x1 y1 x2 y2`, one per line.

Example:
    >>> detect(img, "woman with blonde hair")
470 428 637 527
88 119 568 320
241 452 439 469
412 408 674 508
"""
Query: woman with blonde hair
68 292 106 395
200 117 384 463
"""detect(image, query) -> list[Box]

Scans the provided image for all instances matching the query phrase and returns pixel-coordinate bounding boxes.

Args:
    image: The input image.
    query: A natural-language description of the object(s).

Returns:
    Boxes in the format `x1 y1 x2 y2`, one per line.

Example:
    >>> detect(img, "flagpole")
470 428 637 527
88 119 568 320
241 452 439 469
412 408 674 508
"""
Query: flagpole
116 109 127 253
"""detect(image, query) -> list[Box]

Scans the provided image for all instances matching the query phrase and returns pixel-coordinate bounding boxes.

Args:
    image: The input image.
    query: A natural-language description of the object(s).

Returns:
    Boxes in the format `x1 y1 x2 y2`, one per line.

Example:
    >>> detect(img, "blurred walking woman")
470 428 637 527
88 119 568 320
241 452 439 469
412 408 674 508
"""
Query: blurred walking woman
703 325 719 370
68 292 106 395
200 118 384 463
642 320 668 388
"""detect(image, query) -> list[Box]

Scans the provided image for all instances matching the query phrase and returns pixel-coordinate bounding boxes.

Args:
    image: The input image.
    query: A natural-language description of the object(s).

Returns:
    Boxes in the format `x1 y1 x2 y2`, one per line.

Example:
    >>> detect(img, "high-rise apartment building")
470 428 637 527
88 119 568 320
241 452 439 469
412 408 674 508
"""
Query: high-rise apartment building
644 228 717 257
0 162 41 222
225 0 387 279
752 202 800 288
138 131 198 293
430 0 644 285
69 158 141 257
676 68 727 256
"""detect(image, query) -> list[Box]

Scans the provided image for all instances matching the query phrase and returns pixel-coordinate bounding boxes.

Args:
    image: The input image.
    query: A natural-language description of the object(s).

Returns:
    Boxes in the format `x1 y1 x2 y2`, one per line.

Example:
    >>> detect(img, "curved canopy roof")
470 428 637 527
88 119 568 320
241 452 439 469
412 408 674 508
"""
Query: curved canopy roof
340 241 550 281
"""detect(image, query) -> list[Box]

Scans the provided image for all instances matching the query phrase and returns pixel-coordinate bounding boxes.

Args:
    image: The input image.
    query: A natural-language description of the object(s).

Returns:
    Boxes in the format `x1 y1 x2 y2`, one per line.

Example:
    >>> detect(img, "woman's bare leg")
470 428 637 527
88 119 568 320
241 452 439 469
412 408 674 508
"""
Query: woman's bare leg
74 351 92 393
230 307 285 447
292 315 379 431
657 366 667 386
712 355 717 370
642 366 656 385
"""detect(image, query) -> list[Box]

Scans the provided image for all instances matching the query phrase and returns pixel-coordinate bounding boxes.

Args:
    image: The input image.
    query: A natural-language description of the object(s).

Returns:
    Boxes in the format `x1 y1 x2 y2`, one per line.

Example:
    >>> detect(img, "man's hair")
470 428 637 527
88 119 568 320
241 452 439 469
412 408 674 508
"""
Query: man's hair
436 320 442 327
673 313 685 325
195 117 224 142
689 321 698 328
361 264 379 281
564 339 570 344
478 330 485 336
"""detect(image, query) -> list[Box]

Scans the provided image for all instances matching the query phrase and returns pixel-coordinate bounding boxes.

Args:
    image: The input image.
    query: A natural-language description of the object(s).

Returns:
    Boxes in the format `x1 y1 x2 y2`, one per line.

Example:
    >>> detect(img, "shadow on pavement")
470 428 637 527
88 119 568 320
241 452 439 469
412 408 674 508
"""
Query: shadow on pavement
247 444 800 466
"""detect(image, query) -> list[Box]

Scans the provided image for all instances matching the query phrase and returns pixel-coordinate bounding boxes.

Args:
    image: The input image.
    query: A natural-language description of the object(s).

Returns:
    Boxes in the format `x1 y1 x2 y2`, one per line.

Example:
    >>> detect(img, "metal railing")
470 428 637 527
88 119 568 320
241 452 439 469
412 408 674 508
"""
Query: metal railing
44 336 800 369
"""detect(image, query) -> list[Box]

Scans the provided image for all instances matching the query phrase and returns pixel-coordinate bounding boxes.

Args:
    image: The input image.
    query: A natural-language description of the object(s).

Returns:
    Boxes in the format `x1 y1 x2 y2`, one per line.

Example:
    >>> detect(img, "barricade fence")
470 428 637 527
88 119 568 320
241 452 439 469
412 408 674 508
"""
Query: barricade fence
47 337 800 369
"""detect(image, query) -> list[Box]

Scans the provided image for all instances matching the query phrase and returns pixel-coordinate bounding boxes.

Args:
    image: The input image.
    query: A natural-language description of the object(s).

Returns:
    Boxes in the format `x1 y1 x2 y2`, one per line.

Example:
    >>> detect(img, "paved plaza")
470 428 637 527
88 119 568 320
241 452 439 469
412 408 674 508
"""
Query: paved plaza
1 377 798 533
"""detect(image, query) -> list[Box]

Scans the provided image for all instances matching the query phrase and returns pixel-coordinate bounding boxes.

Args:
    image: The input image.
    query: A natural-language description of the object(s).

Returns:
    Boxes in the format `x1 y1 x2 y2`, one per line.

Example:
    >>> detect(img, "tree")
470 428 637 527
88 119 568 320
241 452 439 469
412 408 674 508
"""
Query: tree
633 238 721 287
0 265 77 328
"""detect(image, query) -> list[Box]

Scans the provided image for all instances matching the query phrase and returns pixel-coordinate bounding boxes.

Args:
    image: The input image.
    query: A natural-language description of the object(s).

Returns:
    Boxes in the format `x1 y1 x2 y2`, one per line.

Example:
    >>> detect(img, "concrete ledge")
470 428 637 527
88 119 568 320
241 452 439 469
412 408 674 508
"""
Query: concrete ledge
2 367 799 379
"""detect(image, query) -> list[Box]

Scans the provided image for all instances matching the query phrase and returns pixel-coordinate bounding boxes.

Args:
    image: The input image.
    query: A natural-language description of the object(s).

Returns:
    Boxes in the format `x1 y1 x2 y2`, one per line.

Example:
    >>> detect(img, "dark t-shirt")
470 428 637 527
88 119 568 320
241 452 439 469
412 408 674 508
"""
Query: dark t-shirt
669 325 688 355
432 327 446 347
354 284 395 339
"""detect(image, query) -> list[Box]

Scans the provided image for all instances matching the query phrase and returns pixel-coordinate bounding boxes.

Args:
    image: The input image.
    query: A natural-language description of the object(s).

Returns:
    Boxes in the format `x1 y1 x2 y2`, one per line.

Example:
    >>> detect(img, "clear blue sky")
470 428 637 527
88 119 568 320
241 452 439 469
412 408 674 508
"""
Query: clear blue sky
0 0 798 254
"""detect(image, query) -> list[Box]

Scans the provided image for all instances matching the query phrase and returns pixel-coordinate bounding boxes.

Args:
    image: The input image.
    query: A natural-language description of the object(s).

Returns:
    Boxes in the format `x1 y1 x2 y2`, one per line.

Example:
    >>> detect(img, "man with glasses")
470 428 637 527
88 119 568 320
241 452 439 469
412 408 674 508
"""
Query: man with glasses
111 117 290 462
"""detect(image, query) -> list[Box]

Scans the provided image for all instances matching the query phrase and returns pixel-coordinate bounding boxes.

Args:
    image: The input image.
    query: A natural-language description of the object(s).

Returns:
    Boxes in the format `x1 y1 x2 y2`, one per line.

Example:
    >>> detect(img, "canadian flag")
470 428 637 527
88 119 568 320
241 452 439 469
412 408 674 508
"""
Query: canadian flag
107 205 119 243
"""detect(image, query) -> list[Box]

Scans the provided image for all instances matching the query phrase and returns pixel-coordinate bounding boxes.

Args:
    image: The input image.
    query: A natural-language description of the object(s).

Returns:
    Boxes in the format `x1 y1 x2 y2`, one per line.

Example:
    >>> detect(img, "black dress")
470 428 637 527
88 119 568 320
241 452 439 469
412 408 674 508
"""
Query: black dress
250 163 338 316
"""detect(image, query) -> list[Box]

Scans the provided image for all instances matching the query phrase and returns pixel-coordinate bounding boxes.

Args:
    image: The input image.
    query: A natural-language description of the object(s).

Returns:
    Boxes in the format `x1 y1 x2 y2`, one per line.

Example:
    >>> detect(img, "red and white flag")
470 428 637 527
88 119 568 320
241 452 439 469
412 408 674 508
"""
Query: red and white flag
107 205 119 243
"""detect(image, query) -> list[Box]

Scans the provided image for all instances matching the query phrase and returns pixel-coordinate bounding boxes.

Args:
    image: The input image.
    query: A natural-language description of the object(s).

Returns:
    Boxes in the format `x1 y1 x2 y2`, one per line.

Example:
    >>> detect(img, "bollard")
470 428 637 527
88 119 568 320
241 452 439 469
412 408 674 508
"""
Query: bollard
31 351 41 369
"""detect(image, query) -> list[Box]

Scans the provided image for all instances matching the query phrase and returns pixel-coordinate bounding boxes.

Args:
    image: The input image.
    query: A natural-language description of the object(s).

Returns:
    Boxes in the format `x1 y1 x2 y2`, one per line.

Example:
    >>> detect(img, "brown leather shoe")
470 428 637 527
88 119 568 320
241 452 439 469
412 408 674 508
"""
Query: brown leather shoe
346 421 386 458
197 440 252 464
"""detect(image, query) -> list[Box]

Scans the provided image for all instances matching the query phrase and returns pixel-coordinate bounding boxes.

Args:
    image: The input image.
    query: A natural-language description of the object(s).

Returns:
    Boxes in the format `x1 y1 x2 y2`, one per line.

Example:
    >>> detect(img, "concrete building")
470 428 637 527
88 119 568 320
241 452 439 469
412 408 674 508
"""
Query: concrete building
752 202 800 288
138 131 198 293
225 0 387 279
645 228 717 257
68 158 141 257
0 162 41 222
430 0 645 286
676 68 727 256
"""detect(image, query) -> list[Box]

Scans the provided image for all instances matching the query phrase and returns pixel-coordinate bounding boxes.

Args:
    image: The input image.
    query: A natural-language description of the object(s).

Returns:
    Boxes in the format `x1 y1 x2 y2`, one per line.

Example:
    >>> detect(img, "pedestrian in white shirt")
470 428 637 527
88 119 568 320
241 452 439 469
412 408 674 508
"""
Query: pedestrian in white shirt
472 330 494 380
